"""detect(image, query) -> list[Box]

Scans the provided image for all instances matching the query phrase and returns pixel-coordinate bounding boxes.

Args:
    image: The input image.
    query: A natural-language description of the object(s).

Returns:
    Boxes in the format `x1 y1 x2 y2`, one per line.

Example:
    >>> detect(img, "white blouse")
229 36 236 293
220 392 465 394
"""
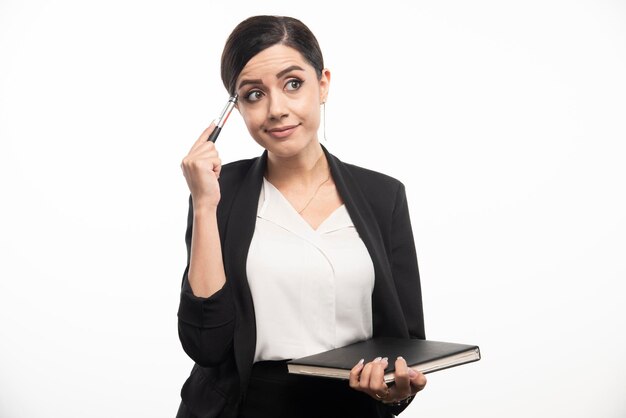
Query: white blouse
246 178 375 362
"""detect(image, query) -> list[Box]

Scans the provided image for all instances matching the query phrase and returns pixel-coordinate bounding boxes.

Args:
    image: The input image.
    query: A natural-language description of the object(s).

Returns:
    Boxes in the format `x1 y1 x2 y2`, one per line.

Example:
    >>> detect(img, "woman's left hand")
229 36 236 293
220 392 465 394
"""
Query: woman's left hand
349 356 427 404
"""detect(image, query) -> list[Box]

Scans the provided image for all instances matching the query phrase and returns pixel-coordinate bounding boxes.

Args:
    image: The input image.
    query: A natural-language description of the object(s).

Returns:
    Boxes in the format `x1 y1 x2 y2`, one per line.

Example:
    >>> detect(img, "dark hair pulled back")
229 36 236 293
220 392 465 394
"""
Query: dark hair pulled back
221 15 324 96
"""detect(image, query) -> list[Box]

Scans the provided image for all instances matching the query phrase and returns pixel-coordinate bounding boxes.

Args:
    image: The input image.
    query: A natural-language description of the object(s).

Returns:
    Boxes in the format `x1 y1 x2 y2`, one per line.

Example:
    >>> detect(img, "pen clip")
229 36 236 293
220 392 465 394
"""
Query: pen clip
215 95 238 128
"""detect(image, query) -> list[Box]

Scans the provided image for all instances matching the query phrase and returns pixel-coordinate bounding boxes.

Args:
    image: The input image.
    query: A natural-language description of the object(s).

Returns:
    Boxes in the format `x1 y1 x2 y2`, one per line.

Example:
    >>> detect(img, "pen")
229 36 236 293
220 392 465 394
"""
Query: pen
207 94 238 143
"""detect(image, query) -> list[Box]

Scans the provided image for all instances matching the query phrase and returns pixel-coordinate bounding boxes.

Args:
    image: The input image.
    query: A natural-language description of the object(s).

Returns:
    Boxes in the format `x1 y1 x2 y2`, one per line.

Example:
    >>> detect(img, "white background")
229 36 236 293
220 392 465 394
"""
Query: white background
1 0 625 417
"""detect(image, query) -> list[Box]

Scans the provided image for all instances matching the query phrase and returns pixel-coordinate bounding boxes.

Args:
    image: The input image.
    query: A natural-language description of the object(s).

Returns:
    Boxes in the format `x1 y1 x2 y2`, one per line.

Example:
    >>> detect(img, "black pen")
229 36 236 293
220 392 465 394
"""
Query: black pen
207 94 238 143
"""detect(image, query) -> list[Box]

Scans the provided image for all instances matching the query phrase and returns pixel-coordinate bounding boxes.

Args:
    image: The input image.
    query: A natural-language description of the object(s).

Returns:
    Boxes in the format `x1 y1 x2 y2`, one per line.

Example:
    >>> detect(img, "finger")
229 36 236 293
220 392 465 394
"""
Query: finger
188 144 219 162
213 158 222 179
180 157 222 190
369 357 390 398
391 356 412 400
189 122 217 153
181 140 220 172
408 367 427 392
358 357 380 391
349 359 365 389
181 152 220 175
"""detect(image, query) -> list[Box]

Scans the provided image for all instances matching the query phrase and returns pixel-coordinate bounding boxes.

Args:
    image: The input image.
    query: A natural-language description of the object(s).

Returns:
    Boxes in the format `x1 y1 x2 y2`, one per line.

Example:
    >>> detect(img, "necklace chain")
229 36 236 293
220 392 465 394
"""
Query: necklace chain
297 171 331 214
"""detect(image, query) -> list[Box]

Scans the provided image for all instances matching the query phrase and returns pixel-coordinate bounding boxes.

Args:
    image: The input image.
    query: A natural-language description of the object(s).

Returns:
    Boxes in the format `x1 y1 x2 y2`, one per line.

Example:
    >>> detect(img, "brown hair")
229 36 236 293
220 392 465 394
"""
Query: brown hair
221 15 324 95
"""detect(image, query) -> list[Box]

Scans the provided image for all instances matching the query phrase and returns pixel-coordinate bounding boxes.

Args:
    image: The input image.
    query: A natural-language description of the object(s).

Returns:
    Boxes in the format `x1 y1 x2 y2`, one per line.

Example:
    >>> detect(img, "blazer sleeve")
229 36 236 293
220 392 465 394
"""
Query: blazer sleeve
380 183 426 416
176 196 236 367
390 182 426 340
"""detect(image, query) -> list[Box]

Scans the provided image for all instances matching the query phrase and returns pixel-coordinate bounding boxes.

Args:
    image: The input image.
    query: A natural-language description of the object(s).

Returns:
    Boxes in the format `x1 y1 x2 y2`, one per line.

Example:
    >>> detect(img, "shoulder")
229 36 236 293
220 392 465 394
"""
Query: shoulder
331 154 406 197
327 151 410 220
343 161 403 188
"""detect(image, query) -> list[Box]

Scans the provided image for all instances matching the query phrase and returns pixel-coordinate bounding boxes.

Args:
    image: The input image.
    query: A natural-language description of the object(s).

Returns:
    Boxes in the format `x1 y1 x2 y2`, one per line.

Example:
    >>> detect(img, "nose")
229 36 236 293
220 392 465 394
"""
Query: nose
267 92 289 121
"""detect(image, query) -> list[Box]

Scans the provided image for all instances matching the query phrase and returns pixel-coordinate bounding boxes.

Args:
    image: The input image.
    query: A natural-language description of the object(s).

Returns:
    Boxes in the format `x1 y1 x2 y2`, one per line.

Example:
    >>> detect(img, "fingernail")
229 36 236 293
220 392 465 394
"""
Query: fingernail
357 359 364 366
408 368 418 378
374 357 382 362
382 357 388 363
397 356 404 361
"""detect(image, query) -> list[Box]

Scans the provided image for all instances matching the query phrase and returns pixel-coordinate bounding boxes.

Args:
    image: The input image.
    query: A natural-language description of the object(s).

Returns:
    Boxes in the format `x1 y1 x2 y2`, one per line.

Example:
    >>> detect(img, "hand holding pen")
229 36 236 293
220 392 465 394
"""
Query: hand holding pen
181 95 238 208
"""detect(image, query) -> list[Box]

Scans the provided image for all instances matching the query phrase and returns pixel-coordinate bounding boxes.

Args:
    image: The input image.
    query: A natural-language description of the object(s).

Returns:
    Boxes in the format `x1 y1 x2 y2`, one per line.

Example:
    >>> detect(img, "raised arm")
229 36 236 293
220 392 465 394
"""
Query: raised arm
177 125 235 366
180 123 226 297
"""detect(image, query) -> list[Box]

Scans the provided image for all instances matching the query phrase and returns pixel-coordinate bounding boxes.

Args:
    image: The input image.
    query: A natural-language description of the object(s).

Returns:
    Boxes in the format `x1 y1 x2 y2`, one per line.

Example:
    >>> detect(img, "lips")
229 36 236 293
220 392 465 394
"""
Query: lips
265 124 300 139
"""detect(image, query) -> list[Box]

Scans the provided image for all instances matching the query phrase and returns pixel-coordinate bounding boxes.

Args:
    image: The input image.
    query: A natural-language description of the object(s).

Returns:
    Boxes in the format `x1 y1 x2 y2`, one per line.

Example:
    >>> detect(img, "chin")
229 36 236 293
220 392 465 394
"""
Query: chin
256 133 318 158
263 141 305 158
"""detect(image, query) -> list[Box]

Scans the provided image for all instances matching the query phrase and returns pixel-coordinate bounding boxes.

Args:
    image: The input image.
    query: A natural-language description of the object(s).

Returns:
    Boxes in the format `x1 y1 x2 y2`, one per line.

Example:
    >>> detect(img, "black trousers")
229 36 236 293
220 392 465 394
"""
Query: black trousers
238 360 392 418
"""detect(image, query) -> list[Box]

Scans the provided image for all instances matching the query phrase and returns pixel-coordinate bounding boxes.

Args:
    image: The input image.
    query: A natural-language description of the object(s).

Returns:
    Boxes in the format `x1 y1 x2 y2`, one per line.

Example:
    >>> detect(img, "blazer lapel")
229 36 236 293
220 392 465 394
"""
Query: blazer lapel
324 146 410 338
221 152 267 390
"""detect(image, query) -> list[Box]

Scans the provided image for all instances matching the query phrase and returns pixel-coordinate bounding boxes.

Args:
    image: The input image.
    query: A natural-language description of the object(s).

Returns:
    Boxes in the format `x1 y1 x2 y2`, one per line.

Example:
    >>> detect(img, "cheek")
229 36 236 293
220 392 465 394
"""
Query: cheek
292 96 321 124
294 88 320 122
304 103 321 127
239 108 269 146
241 107 263 130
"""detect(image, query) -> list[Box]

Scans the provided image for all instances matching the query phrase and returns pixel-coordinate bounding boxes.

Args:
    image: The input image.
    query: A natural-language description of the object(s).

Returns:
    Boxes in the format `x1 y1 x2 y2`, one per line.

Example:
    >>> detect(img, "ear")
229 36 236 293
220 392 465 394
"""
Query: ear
319 68 331 103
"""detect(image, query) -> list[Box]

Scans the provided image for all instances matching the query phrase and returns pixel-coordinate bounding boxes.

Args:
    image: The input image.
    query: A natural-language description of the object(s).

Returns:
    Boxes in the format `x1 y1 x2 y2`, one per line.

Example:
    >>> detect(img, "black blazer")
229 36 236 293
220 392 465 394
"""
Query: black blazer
176 146 425 418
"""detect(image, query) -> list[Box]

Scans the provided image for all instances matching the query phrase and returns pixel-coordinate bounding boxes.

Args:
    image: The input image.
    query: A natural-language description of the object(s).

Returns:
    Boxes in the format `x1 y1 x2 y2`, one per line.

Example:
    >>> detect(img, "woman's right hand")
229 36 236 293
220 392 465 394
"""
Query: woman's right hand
180 123 222 209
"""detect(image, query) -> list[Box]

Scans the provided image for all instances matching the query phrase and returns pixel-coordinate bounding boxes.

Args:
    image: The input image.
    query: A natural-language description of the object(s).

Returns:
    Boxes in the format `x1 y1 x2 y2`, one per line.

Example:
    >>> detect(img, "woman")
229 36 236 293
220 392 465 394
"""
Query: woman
177 15 427 418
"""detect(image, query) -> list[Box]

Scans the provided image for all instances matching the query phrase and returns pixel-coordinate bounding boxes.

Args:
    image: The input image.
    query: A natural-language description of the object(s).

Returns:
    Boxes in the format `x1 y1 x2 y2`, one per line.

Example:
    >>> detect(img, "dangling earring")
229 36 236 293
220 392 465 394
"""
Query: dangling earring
322 101 327 141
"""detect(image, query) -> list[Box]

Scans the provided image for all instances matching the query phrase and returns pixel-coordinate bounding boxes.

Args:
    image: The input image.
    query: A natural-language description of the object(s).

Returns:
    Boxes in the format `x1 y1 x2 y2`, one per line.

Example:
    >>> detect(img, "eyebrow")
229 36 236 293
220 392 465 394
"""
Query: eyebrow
238 65 306 90
276 65 305 79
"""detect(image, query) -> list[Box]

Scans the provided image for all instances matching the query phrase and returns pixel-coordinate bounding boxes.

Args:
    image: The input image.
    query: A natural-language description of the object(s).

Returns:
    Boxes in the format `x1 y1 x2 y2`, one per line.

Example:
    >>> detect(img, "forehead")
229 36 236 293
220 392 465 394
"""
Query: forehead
237 44 315 80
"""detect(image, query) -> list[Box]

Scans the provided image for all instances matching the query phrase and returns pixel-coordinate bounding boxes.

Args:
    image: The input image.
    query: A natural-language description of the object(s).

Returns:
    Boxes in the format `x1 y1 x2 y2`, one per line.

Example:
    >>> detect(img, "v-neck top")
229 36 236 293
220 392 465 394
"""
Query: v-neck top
246 178 375 362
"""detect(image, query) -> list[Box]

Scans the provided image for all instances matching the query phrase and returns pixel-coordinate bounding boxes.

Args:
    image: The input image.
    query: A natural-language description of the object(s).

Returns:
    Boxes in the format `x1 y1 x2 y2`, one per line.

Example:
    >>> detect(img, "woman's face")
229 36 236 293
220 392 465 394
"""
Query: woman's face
235 44 330 159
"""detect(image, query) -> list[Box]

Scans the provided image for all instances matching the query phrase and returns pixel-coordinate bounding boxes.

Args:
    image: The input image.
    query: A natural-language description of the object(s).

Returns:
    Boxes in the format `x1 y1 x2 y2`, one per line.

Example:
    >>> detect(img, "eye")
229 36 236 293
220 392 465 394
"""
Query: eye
245 90 264 102
285 79 303 91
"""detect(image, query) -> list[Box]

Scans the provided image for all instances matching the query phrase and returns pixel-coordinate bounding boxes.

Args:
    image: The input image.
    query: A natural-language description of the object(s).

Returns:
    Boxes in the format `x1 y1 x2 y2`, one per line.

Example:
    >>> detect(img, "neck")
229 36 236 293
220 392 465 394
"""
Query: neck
265 143 328 187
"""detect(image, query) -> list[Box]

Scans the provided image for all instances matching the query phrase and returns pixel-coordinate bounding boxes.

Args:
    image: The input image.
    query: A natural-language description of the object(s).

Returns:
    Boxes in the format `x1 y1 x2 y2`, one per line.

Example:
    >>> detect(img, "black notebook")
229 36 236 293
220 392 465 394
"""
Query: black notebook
287 337 480 383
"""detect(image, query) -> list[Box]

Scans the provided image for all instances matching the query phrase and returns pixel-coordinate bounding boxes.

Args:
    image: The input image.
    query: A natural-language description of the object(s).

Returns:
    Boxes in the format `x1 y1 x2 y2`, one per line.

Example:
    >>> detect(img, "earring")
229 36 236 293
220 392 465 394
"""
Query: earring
322 101 327 141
